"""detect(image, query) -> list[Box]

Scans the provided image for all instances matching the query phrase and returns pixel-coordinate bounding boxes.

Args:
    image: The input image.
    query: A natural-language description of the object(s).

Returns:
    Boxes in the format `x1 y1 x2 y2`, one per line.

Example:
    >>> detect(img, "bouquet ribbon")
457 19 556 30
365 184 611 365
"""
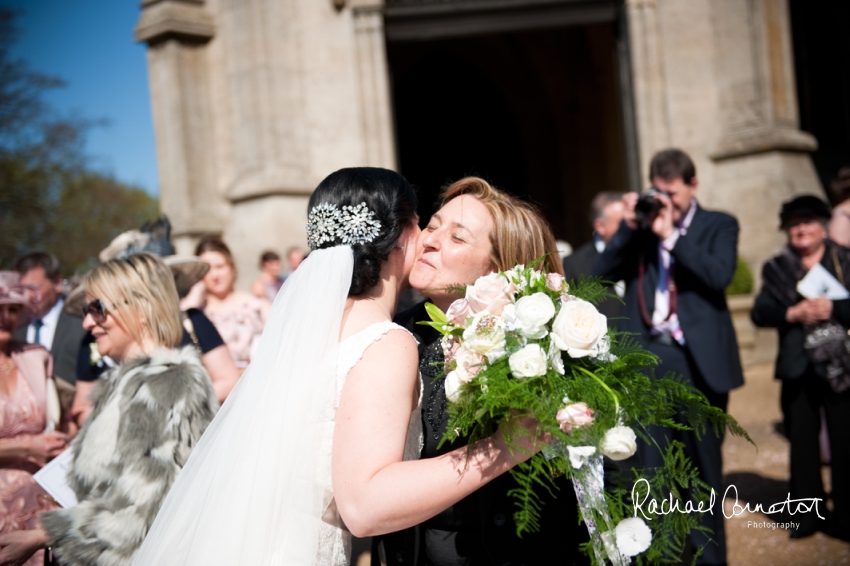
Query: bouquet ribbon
571 455 629 566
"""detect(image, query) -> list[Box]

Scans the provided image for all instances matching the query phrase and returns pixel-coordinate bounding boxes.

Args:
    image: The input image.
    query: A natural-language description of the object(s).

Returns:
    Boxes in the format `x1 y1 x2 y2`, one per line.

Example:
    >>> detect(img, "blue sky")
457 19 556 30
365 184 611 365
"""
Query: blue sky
3 0 159 196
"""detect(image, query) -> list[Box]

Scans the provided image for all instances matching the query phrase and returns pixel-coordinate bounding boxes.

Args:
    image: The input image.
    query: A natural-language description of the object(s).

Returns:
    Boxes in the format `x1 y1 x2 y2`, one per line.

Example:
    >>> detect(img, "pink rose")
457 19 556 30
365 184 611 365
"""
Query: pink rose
466 273 516 315
546 273 566 292
446 298 474 326
454 346 484 380
556 402 595 434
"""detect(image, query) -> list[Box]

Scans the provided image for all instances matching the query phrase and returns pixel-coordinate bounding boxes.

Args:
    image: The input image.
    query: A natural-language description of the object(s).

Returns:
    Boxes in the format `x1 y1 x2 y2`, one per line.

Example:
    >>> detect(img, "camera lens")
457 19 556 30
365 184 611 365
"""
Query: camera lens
635 190 663 225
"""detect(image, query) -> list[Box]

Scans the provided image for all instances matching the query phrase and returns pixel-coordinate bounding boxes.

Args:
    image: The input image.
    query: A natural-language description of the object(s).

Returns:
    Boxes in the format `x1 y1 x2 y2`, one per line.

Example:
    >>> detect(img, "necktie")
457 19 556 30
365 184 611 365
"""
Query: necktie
33 319 44 345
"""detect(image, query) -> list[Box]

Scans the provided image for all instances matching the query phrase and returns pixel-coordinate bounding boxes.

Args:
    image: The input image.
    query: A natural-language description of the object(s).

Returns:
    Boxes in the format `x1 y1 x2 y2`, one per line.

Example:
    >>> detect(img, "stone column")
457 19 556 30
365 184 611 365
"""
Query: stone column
710 0 816 159
709 0 821 282
213 0 398 288
136 0 224 255
352 0 397 169
625 0 671 178
625 0 821 288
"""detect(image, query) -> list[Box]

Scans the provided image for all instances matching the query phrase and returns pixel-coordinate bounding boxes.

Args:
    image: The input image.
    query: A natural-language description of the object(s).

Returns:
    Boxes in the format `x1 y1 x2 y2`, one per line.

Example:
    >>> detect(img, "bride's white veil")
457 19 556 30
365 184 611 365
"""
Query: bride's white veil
134 246 353 565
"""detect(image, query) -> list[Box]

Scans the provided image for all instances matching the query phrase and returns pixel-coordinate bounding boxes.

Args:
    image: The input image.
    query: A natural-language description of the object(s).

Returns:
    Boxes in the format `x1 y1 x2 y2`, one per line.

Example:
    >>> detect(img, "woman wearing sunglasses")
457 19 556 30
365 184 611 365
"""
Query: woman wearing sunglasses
0 254 219 566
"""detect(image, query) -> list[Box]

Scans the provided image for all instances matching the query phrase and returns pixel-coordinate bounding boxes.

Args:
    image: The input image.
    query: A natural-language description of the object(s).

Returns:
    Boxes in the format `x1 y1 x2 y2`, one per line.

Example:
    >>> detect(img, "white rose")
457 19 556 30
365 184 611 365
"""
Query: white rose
462 311 507 363
508 344 548 378
466 272 516 315
614 517 652 557
550 299 608 358
514 293 555 339
600 426 638 461
566 445 596 470
444 370 463 402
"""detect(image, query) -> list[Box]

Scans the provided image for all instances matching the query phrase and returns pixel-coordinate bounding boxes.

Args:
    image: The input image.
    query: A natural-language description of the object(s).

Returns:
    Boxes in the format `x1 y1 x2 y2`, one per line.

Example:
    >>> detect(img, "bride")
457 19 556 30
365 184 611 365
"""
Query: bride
133 168 544 565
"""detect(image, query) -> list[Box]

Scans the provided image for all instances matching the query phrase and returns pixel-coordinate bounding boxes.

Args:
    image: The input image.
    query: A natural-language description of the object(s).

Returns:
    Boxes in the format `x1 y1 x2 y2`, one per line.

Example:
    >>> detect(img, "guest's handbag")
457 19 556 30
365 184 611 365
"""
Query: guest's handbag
803 247 850 393
44 375 62 431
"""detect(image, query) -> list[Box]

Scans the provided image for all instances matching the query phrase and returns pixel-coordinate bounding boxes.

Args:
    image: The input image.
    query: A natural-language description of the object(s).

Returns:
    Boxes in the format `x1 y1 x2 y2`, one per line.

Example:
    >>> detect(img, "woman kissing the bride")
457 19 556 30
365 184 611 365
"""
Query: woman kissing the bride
134 168 560 566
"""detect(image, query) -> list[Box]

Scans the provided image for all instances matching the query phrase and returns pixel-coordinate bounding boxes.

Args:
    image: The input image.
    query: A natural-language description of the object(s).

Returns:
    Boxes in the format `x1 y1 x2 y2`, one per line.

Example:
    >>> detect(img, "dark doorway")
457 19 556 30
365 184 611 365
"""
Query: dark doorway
387 22 631 248
790 0 850 199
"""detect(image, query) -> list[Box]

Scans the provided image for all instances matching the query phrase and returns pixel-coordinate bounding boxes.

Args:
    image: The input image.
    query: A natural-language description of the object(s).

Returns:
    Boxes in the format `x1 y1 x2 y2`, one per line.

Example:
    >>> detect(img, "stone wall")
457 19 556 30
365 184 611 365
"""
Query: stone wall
626 0 821 286
137 0 395 287
138 0 823 290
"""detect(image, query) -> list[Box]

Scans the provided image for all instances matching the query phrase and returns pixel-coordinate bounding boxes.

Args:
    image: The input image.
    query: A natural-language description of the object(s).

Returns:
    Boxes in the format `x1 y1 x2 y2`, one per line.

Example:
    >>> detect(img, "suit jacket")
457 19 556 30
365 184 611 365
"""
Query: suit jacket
592 206 744 393
562 240 622 321
15 307 86 385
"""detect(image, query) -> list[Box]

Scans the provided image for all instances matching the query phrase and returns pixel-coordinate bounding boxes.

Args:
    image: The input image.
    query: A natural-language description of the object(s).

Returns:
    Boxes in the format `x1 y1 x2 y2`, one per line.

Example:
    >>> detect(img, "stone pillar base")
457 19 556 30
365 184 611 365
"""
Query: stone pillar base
712 150 823 289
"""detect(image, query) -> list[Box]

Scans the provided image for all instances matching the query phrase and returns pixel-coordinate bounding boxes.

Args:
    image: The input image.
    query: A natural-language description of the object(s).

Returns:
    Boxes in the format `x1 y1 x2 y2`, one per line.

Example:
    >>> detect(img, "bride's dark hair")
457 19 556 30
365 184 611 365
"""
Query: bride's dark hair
309 167 418 296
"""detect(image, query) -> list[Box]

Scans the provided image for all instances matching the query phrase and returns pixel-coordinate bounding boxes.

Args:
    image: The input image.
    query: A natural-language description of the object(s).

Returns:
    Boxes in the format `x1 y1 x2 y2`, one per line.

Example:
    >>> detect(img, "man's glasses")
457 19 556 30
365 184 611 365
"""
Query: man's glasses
82 299 112 323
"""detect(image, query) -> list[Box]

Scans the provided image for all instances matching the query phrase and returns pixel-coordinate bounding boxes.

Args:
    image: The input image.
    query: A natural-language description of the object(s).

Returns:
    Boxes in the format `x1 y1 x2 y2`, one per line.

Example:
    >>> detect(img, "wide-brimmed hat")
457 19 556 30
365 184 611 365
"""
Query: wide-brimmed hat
0 271 36 312
779 194 832 228
64 216 210 316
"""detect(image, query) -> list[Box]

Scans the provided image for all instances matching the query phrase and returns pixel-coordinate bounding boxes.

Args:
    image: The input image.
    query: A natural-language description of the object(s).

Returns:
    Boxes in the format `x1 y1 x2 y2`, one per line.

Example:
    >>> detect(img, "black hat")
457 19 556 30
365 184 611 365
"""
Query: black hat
779 195 831 228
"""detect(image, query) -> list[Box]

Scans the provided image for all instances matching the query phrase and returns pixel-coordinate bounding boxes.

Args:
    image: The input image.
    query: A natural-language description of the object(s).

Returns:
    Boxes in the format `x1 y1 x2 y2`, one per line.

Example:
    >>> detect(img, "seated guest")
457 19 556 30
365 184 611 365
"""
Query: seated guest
183 236 270 371
0 271 69 566
251 250 284 303
14 252 85 410
0 254 219 566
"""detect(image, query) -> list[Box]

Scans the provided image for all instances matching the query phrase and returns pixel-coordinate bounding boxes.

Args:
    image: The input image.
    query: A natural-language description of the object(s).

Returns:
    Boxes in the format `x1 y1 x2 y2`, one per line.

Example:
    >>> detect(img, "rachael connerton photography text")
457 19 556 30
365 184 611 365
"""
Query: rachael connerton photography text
631 479 826 521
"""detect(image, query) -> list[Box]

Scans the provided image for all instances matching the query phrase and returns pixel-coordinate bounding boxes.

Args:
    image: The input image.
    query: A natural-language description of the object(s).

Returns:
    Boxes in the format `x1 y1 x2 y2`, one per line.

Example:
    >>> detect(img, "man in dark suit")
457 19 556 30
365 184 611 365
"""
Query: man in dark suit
593 149 744 566
14 252 86 399
563 191 624 320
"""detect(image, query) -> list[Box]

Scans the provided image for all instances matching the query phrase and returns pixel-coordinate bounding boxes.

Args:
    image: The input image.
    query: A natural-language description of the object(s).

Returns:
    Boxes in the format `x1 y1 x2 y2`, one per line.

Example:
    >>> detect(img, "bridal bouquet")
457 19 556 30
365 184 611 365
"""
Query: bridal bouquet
422 263 750 565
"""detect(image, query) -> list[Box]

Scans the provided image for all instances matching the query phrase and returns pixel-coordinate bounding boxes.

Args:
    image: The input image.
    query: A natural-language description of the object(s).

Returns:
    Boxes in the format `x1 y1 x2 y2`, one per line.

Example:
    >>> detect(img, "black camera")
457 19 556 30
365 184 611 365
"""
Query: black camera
634 188 664 226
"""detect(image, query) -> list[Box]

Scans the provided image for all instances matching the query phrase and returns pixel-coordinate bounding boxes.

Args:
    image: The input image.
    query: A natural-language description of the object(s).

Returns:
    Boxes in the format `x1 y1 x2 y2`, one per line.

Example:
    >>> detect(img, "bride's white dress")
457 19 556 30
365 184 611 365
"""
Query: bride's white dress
317 321 423 565
133 246 422 566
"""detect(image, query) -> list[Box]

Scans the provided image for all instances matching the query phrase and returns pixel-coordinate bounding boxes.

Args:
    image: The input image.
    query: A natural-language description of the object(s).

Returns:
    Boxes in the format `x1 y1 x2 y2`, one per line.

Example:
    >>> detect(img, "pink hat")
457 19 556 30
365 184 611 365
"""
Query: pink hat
0 271 35 310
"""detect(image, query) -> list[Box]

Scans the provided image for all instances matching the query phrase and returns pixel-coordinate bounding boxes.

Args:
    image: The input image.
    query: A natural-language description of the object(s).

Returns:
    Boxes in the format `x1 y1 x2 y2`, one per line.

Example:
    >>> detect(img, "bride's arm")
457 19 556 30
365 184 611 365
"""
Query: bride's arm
332 329 539 538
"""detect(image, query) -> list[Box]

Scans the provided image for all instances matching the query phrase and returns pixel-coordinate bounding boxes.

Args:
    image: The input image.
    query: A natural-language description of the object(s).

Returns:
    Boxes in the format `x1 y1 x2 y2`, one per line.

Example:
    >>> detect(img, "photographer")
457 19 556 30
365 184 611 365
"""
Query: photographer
593 148 743 566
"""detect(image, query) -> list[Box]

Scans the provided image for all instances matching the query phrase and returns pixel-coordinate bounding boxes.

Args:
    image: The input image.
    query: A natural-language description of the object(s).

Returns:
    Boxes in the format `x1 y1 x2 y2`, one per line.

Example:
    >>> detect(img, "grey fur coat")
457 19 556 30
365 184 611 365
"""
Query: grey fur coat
41 346 219 566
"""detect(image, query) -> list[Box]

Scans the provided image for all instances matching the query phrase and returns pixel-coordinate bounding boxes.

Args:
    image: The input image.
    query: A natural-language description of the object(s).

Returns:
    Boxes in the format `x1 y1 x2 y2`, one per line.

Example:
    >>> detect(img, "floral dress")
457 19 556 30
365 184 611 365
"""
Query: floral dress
0 371 58 566
203 293 267 369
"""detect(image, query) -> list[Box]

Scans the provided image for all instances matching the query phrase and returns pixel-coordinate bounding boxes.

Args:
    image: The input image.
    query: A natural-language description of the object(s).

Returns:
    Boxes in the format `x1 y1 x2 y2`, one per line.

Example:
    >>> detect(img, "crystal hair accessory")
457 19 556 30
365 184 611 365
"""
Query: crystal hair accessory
306 202 382 250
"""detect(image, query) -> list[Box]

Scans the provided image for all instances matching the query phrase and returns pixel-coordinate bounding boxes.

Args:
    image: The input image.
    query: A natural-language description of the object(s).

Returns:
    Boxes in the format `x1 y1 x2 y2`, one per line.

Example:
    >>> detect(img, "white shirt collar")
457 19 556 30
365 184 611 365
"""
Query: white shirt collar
593 234 606 254
27 297 64 349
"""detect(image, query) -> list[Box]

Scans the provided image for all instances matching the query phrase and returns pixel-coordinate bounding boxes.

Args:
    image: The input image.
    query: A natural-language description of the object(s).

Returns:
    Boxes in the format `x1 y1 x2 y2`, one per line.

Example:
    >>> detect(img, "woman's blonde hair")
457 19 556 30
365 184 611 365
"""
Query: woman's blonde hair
440 178 564 275
81 253 183 348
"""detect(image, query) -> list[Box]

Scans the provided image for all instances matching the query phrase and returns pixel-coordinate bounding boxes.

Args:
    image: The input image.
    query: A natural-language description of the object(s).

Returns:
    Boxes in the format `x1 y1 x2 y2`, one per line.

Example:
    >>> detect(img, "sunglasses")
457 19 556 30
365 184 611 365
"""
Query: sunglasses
82 299 114 323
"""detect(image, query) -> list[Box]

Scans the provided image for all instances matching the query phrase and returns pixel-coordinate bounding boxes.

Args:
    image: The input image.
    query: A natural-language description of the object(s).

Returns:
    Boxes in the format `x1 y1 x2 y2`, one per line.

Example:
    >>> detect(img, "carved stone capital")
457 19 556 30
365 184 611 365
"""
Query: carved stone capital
135 0 215 44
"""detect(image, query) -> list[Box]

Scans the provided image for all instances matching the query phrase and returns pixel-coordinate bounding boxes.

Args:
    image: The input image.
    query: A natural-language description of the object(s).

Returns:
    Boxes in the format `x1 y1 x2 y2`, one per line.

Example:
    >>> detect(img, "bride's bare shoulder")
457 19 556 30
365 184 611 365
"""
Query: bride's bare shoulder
347 323 418 374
